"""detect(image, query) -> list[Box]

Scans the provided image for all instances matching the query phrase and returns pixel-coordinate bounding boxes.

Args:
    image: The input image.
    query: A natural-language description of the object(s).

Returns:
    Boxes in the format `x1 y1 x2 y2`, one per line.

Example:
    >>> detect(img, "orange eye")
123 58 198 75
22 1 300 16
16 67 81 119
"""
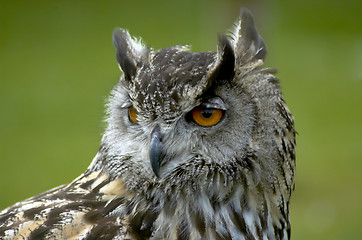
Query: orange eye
128 106 138 123
191 108 223 127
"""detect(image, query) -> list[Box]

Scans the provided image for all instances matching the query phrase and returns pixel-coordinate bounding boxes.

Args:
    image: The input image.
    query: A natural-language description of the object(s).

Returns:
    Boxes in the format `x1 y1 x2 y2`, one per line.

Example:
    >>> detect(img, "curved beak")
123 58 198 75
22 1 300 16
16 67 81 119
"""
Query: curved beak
149 125 164 178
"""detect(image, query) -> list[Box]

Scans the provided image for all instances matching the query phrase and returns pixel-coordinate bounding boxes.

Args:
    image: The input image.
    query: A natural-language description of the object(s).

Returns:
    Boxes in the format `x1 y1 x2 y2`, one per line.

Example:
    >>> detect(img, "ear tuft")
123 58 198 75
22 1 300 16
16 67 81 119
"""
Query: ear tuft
113 29 147 81
232 8 267 63
217 34 235 80
208 34 235 85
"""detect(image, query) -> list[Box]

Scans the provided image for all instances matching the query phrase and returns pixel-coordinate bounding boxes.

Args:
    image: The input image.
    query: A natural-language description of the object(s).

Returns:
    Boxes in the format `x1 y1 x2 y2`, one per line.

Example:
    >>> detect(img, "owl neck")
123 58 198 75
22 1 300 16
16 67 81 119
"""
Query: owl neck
126 180 290 240
123 163 291 240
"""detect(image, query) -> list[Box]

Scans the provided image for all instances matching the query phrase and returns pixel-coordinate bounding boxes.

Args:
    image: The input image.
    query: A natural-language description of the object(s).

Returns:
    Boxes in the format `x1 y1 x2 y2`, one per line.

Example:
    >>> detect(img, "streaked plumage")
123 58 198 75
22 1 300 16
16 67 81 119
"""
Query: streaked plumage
0 9 296 240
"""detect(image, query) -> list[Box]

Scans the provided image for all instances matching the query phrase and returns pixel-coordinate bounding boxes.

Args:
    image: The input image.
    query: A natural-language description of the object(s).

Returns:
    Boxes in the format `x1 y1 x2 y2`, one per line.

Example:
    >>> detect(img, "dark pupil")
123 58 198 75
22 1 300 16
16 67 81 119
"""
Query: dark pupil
201 109 213 118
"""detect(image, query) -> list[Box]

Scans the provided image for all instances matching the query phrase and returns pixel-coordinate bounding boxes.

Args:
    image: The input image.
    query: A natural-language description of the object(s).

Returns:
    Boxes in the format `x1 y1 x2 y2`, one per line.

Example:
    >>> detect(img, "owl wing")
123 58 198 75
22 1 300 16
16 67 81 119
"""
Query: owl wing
0 170 135 239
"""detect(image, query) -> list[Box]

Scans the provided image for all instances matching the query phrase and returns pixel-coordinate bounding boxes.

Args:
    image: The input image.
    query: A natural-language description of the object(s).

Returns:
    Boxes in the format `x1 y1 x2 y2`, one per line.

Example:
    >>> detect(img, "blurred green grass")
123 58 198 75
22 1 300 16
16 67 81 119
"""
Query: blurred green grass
0 0 361 239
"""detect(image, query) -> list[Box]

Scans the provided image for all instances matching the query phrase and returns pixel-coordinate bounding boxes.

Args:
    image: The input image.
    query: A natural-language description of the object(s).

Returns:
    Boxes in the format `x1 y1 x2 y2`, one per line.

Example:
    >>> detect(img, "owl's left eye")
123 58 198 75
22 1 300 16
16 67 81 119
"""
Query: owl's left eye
128 106 138 123
191 107 224 127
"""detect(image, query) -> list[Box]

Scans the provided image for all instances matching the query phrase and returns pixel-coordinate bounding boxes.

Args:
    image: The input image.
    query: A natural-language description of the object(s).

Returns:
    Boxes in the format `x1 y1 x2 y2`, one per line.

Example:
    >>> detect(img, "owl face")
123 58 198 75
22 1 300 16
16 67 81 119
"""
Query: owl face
104 43 253 181
92 10 294 199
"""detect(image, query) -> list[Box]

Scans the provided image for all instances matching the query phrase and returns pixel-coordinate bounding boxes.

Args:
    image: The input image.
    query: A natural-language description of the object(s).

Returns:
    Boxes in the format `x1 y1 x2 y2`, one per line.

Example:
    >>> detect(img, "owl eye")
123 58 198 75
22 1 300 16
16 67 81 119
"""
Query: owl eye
191 108 224 127
128 106 138 123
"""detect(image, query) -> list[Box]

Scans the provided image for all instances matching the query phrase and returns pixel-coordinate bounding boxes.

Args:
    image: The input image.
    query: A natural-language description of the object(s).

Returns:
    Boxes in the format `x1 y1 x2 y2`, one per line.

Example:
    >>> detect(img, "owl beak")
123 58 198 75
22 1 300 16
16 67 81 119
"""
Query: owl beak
149 126 164 178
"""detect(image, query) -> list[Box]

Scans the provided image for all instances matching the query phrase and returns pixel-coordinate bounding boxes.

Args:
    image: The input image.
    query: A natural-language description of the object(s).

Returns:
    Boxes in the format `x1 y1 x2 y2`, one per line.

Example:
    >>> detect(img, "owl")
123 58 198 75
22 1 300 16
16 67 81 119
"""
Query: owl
0 9 295 240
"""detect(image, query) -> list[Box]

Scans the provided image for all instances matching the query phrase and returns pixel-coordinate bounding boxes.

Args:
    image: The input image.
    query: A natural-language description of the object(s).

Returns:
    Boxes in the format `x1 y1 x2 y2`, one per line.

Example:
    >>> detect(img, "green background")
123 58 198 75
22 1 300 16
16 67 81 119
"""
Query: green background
0 0 361 239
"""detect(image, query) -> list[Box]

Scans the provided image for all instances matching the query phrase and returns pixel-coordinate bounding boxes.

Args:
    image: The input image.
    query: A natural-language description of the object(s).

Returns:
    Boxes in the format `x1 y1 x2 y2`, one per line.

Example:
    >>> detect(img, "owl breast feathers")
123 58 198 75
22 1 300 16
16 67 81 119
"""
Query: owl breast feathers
0 9 295 240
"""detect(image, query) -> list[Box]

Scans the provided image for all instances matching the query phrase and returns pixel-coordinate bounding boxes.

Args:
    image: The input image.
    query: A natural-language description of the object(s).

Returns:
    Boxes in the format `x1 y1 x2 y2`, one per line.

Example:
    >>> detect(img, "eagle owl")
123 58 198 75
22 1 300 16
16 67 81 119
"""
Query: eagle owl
0 9 295 240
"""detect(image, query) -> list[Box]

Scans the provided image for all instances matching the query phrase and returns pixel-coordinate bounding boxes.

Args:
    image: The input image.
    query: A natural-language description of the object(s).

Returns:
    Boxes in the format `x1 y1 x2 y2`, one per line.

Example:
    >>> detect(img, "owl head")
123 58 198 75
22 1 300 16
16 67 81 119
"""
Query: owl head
90 9 295 201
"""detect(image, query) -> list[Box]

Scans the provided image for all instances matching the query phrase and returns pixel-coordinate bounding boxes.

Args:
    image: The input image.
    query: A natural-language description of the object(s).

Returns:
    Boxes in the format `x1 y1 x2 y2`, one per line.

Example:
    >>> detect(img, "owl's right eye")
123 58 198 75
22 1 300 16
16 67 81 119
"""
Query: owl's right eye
128 106 138 123
190 107 224 127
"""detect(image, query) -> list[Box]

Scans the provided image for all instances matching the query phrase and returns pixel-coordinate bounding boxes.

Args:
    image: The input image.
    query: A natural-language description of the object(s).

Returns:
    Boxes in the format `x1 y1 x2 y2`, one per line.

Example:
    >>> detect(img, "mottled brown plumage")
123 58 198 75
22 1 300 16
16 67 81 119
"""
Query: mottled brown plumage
0 9 295 240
